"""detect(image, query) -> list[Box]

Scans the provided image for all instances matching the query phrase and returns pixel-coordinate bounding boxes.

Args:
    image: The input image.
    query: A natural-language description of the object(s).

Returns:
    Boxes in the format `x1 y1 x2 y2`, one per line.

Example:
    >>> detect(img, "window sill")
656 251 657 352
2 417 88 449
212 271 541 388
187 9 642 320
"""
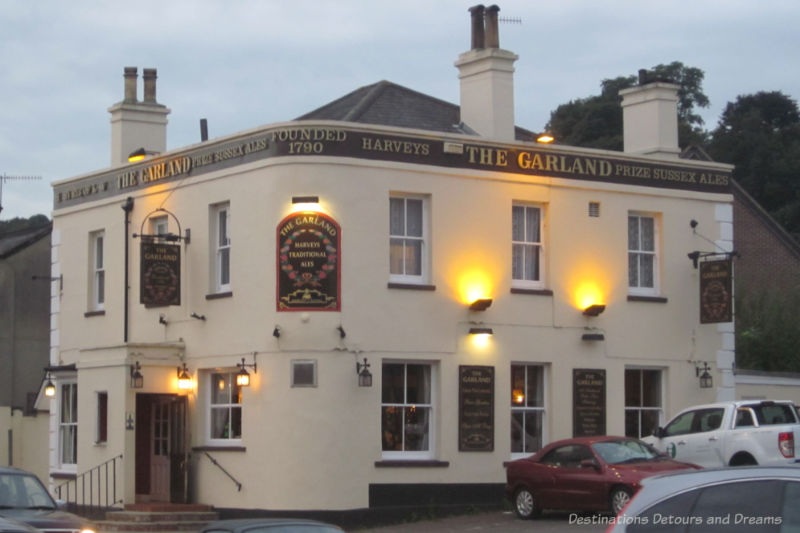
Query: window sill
387 283 436 291
511 288 553 296
206 291 233 300
627 295 668 303
50 471 77 480
192 445 246 452
375 460 449 468
84 310 105 317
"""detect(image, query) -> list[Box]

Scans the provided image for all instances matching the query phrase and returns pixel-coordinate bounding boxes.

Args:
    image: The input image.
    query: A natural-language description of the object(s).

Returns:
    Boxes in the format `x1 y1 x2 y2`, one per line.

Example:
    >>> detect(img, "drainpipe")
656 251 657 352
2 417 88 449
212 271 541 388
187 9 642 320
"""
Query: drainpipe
122 197 134 343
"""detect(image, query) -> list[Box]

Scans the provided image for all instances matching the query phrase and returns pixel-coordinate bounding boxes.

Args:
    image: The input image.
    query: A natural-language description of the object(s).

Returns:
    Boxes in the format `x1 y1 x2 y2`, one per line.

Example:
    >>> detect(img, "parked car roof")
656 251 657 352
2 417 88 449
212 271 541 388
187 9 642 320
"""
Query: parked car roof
200 518 343 533
0 516 37 533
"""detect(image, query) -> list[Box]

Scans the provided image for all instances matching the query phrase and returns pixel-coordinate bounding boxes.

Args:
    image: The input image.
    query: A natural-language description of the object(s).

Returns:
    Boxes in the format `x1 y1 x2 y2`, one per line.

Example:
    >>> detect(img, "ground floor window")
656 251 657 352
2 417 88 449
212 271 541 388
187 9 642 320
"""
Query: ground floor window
208 371 242 442
59 381 78 467
381 362 433 459
625 368 663 438
511 364 546 455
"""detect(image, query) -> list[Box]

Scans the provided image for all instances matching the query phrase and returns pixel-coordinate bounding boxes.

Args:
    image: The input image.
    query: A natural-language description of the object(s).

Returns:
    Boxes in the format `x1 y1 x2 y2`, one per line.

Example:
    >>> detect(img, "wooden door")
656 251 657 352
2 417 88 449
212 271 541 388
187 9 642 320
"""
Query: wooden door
150 399 171 502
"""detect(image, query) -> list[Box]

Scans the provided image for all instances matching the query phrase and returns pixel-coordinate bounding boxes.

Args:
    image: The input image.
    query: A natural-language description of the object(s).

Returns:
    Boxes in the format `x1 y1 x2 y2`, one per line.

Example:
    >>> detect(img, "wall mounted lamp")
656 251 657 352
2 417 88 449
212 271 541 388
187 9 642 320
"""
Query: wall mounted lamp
583 304 606 317
130 361 144 389
469 298 493 311
236 355 258 387
159 314 168 326
581 332 605 341
292 195 320 204
177 363 193 390
536 133 555 144
696 362 713 389
44 373 56 398
468 327 493 335
128 147 147 162
190 313 206 321
273 326 281 338
337 325 347 339
356 357 373 387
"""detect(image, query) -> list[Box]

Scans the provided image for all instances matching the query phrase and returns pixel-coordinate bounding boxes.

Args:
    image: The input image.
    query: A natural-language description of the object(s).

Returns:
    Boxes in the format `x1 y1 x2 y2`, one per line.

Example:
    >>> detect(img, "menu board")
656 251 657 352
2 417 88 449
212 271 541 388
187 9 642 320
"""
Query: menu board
458 366 494 451
573 369 606 437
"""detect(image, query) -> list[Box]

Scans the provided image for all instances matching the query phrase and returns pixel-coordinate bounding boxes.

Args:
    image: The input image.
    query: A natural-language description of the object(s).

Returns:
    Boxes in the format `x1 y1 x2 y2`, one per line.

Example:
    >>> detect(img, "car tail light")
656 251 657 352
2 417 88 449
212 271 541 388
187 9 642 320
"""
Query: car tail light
779 432 794 458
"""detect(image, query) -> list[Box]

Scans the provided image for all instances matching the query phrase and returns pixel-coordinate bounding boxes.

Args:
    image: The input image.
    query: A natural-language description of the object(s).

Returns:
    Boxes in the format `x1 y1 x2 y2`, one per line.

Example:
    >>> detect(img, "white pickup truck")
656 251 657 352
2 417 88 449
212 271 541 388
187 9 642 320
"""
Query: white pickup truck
644 400 800 467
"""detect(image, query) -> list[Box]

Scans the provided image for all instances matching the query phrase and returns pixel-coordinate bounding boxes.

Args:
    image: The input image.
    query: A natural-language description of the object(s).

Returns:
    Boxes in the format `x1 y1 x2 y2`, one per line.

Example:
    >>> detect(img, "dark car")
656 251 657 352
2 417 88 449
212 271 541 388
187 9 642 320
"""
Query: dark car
0 515 37 533
608 466 800 532
0 467 95 533
200 518 343 533
505 436 701 519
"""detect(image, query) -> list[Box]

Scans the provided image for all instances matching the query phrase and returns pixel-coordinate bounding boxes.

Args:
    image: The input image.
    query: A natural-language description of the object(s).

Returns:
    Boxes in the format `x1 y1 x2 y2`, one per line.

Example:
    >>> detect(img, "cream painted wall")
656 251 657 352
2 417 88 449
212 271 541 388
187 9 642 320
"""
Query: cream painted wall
51 123 736 510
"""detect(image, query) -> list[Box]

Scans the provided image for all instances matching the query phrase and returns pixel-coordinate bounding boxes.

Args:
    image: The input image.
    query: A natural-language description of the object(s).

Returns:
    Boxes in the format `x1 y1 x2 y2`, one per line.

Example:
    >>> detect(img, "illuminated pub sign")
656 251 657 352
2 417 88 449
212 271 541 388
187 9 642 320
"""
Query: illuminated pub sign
277 212 341 311
700 259 733 324
140 242 181 306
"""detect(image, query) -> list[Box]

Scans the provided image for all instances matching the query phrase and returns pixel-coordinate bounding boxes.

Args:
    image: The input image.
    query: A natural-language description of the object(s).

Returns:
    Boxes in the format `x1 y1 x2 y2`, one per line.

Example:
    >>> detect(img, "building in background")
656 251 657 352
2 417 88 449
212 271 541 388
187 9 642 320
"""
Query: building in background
47 5 737 516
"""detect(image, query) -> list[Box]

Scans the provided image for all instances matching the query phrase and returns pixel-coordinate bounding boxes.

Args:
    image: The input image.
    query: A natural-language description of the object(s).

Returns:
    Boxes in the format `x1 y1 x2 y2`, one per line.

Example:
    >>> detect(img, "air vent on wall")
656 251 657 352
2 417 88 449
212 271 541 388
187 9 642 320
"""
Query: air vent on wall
589 202 601 217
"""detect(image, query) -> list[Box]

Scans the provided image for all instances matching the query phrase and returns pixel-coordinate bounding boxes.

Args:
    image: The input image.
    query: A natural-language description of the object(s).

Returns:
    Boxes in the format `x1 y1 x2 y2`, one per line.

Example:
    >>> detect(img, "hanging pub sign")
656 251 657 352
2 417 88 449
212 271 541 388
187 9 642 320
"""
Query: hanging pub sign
140 242 181 306
277 212 340 311
700 259 733 324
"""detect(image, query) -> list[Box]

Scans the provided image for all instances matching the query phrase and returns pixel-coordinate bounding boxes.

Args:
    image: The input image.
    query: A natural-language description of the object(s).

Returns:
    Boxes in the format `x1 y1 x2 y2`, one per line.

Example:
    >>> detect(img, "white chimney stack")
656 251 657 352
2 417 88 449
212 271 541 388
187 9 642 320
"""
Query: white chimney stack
108 67 171 165
620 70 681 158
455 5 518 141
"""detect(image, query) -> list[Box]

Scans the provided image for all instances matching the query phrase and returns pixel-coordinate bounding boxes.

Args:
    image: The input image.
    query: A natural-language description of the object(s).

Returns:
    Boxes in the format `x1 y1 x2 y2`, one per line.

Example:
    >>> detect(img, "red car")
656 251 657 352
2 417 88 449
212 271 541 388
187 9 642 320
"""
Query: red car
505 436 700 519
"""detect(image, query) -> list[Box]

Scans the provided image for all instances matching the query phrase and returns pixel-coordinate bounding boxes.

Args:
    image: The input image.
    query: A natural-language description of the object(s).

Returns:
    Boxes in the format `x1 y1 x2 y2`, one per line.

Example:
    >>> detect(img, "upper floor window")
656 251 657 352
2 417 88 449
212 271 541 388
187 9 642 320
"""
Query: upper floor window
628 213 659 295
211 203 231 293
389 195 429 284
512 204 544 288
90 231 105 310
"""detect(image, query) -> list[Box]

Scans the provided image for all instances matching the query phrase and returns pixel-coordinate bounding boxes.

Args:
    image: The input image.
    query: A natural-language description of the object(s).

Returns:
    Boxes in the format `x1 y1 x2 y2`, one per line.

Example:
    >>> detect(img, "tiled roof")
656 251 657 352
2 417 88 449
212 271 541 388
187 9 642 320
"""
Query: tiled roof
297 80 534 142
0 223 52 259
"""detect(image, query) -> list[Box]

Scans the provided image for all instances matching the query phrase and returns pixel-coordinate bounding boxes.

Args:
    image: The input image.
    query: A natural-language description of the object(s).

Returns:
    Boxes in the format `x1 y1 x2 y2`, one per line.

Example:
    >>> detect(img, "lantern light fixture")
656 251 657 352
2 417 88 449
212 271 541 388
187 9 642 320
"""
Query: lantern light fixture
236 355 258 387
696 362 713 389
177 363 193 390
130 361 144 389
356 357 372 387
44 373 56 398
468 327 493 335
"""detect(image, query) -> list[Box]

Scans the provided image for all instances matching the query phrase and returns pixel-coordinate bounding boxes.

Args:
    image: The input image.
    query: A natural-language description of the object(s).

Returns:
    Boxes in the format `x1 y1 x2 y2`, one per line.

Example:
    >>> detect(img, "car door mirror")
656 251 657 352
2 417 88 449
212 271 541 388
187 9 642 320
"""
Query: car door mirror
580 459 600 471
654 427 666 438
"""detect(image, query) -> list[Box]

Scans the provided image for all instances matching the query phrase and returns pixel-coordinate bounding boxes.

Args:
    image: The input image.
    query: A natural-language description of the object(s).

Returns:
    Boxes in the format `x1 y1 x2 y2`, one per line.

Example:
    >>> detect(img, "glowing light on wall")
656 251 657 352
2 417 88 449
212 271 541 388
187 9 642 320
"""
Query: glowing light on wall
468 327 493 349
457 269 495 306
290 196 322 214
573 280 606 311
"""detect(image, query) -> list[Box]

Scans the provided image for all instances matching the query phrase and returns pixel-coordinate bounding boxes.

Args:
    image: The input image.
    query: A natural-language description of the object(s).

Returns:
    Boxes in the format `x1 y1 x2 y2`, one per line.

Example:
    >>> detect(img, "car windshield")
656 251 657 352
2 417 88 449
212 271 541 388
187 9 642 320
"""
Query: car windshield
592 440 661 465
0 473 56 510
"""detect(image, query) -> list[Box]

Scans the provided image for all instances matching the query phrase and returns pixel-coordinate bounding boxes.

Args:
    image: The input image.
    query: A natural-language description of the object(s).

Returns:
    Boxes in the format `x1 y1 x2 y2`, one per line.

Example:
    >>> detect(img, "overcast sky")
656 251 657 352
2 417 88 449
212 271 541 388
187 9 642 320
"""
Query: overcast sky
1 0 798 220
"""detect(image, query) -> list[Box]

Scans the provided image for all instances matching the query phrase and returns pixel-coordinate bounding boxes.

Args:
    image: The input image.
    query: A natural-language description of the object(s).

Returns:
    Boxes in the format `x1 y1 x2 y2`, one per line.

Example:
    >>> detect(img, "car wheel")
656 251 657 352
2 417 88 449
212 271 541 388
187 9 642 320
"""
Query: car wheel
610 486 633 514
513 487 539 519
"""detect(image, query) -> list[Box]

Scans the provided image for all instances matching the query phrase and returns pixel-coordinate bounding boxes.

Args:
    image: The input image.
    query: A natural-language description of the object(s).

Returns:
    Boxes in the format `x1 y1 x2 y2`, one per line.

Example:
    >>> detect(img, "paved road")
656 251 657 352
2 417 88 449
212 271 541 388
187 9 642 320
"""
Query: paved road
353 511 609 532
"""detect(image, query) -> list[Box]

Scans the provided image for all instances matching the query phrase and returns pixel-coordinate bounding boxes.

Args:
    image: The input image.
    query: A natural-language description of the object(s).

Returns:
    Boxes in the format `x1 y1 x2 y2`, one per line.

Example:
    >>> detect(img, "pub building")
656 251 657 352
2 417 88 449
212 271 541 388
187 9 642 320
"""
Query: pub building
46 5 735 517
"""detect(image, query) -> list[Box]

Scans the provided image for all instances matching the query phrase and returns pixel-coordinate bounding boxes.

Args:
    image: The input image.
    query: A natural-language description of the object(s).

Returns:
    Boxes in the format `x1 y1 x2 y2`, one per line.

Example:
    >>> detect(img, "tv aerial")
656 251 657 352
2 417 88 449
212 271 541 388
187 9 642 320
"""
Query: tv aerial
0 174 42 214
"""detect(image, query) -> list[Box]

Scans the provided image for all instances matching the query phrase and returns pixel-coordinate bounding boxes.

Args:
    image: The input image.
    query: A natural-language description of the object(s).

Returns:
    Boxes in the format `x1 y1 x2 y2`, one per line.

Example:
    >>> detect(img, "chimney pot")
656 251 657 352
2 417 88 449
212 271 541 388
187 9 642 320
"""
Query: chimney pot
469 5 485 50
485 5 500 48
123 67 138 103
143 68 158 104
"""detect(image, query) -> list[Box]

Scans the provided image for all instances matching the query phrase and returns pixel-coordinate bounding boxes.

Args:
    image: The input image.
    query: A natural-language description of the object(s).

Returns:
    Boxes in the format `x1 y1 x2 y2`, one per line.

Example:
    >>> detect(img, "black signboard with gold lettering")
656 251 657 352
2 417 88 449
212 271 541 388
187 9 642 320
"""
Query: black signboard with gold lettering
277 212 340 311
700 259 733 324
459 365 494 451
573 369 606 437
140 242 180 306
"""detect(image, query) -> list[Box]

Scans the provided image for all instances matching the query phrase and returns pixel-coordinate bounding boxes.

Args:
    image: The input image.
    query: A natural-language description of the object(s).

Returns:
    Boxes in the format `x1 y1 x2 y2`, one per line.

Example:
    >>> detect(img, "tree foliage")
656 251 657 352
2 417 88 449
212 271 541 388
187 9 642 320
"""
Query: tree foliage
545 62 709 151
735 287 800 372
707 91 800 239
0 214 50 234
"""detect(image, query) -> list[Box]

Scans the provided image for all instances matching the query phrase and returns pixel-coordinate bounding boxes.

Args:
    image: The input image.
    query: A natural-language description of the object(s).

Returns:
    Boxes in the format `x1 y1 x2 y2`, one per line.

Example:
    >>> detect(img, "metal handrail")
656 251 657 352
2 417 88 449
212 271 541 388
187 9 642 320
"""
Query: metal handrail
202 451 242 491
54 454 124 517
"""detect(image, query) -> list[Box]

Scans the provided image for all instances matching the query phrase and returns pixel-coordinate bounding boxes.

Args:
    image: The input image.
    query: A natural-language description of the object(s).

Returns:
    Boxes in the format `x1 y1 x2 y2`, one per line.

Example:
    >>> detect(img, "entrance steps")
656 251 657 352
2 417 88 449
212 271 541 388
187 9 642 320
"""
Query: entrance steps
96 504 218 533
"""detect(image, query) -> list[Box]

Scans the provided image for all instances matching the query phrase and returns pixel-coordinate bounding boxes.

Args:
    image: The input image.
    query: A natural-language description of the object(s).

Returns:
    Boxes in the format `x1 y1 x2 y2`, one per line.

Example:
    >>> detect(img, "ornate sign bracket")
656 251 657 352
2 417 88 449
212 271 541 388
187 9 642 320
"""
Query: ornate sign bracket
133 207 191 245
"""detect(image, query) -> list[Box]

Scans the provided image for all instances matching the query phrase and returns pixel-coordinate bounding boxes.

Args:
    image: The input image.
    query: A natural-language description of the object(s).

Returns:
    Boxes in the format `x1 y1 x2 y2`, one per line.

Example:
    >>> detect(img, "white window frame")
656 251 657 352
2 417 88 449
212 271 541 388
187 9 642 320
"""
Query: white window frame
90 230 105 310
389 194 430 284
205 371 243 446
58 378 78 470
624 367 664 439
510 363 548 459
150 215 169 240
628 212 660 296
511 203 545 289
211 203 231 293
381 361 436 461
